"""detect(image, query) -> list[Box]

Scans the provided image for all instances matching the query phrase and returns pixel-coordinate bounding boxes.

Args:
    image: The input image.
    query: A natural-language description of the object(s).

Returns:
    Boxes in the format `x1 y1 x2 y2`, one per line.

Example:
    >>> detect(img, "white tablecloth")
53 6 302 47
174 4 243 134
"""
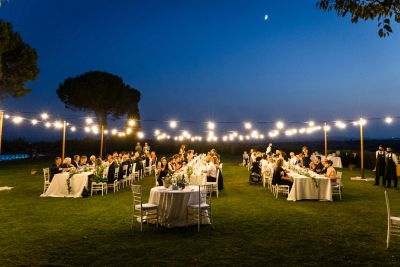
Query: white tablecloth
149 186 210 228
189 174 206 185
41 172 91 198
287 172 332 201
311 155 343 168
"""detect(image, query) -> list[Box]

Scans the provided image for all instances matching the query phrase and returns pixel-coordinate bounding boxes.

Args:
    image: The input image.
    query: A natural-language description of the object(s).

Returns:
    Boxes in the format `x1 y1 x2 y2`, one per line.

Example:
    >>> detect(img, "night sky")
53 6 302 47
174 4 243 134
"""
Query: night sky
1 0 400 141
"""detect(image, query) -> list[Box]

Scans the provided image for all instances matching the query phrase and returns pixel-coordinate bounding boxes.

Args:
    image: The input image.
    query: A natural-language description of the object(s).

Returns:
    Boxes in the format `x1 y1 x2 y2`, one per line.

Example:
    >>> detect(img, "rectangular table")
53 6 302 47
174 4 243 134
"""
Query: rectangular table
41 172 91 198
287 172 332 201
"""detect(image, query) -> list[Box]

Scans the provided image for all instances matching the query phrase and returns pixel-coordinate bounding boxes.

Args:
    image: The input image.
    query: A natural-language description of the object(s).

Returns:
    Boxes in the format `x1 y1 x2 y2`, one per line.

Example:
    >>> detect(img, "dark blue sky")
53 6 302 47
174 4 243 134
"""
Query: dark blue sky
1 0 400 140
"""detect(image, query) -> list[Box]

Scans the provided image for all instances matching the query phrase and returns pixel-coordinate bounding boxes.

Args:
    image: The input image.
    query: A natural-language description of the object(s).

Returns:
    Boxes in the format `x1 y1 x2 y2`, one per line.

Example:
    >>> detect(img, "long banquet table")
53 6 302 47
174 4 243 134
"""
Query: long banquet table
287 171 332 201
148 186 210 228
41 172 91 198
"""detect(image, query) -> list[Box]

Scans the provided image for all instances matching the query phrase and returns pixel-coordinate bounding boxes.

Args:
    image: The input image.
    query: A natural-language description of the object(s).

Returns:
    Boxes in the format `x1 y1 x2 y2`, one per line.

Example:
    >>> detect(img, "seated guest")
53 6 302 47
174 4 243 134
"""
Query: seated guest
320 159 328 174
272 158 293 189
168 157 176 173
313 156 324 174
61 157 73 170
88 155 96 166
106 154 119 184
289 152 298 165
119 154 130 181
143 142 150 153
150 151 157 166
260 154 269 175
157 157 169 186
71 155 80 168
205 156 217 182
49 157 63 181
267 156 275 170
324 160 337 184
132 152 143 173
80 155 88 166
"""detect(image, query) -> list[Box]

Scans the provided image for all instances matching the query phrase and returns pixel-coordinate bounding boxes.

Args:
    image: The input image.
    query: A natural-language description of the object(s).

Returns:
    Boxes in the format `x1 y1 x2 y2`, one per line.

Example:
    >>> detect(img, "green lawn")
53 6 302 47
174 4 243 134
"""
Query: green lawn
1 156 400 266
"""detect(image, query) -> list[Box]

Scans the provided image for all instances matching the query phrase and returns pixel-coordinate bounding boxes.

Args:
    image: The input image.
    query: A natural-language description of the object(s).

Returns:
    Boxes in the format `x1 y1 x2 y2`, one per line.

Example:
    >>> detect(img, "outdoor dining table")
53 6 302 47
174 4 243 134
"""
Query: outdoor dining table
286 171 332 201
40 171 91 198
148 186 210 228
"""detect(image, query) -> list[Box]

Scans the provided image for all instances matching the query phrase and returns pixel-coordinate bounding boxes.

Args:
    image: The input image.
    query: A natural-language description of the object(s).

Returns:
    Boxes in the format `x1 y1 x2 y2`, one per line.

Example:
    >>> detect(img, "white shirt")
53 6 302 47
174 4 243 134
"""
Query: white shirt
205 162 217 178
266 146 272 154
289 156 297 165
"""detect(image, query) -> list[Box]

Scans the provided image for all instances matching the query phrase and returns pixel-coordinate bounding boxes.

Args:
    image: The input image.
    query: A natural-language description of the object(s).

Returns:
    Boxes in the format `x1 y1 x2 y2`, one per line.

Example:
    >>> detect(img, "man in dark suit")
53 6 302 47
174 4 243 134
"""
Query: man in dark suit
71 155 80 168
313 156 324 174
106 155 119 184
49 157 63 181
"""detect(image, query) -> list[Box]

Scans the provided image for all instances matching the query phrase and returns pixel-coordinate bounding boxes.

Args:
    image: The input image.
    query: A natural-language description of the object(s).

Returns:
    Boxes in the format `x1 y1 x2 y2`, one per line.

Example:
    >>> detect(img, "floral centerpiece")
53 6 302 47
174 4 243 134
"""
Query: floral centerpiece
67 168 81 194
91 165 108 184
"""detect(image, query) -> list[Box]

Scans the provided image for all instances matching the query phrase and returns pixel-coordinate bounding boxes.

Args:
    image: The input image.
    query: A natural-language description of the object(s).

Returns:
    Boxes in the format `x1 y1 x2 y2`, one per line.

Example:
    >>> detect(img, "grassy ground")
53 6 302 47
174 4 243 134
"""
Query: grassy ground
0 156 400 266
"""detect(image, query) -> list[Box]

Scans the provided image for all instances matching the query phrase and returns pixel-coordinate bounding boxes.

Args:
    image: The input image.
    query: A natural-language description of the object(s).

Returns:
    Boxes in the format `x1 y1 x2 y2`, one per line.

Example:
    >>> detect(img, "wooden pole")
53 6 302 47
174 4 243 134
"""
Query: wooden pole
62 121 66 161
100 125 104 158
360 120 365 179
324 122 328 158
0 110 3 155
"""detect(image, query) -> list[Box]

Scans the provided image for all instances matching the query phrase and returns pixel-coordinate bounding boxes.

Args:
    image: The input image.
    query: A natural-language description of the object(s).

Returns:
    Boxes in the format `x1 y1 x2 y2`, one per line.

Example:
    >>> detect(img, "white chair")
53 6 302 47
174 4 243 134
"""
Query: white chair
385 191 400 248
131 163 142 182
187 184 213 232
131 185 159 232
206 169 219 198
275 184 290 199
262 168 272 188
331 171 343 201
107 167 119 193
154 170 158 187
145 160 152 176
43 168 50 193
91 181 107 196
121 164 129 188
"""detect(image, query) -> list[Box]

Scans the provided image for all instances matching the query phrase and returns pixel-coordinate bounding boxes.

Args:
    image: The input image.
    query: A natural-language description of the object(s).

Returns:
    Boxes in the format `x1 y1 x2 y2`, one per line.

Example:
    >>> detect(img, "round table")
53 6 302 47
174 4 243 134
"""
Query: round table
148 186 210 228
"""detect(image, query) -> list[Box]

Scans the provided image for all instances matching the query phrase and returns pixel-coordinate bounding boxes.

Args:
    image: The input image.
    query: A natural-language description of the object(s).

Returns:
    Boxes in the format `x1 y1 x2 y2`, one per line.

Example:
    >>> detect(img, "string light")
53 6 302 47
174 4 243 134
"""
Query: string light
53 121 63 129
335 121 347 129
70 126 76 132
85 118 93 124
276 121 285 129
169 120 177 129
154 129 160 135
12 116 23 124
128 119 135 126
4 114 10 119
385 117 393 124
137 131 145 139
84 126 90 133
244 122 252 130
111 129 118 135
31 119 38 125
207 121 216 130
45 122 51 128
40 113 49 120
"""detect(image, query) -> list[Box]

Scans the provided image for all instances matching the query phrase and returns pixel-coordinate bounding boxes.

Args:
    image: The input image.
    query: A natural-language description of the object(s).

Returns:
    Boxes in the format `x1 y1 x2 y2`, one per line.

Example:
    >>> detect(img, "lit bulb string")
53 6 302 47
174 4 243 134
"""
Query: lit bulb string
0 109 398 141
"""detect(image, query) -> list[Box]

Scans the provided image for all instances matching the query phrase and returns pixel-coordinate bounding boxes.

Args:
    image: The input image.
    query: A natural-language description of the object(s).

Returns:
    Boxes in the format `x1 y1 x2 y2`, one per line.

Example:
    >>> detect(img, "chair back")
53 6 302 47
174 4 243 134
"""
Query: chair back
131 184 142 207
154 170 158 186
114 167 119 180
122 164 128 178
142 160 146 169
102 167 109 178
43 168 50 182
132 163 137 173
336 171 343 186
199 184 212 206
216 168 220 183
385 190 391 220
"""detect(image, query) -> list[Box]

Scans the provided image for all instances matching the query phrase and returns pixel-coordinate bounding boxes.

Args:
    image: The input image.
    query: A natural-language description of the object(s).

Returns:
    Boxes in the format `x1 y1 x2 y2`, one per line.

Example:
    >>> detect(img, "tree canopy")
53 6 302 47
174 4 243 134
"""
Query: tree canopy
0 20 39 101
317 0 400 37
56 71 141 127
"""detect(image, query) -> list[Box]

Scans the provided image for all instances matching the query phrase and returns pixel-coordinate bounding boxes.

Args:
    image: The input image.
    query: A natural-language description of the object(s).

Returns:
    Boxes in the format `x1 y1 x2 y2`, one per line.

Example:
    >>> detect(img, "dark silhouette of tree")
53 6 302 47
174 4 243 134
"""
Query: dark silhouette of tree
0 20 39 101
317 0 400 37
56 71 141 127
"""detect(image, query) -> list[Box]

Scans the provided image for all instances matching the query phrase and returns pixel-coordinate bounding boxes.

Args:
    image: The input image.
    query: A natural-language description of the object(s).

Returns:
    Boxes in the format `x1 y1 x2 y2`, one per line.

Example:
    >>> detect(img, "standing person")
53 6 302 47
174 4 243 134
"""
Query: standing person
374 145 386 186
143 142 150 153
135 142 142 153
384 147 398 189
301 146 311 169
266 143 272 155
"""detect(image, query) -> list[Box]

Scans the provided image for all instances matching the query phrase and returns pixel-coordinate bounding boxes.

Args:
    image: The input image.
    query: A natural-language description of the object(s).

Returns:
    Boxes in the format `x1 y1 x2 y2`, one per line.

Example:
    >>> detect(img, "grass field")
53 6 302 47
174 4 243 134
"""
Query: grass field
1 156 400 266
